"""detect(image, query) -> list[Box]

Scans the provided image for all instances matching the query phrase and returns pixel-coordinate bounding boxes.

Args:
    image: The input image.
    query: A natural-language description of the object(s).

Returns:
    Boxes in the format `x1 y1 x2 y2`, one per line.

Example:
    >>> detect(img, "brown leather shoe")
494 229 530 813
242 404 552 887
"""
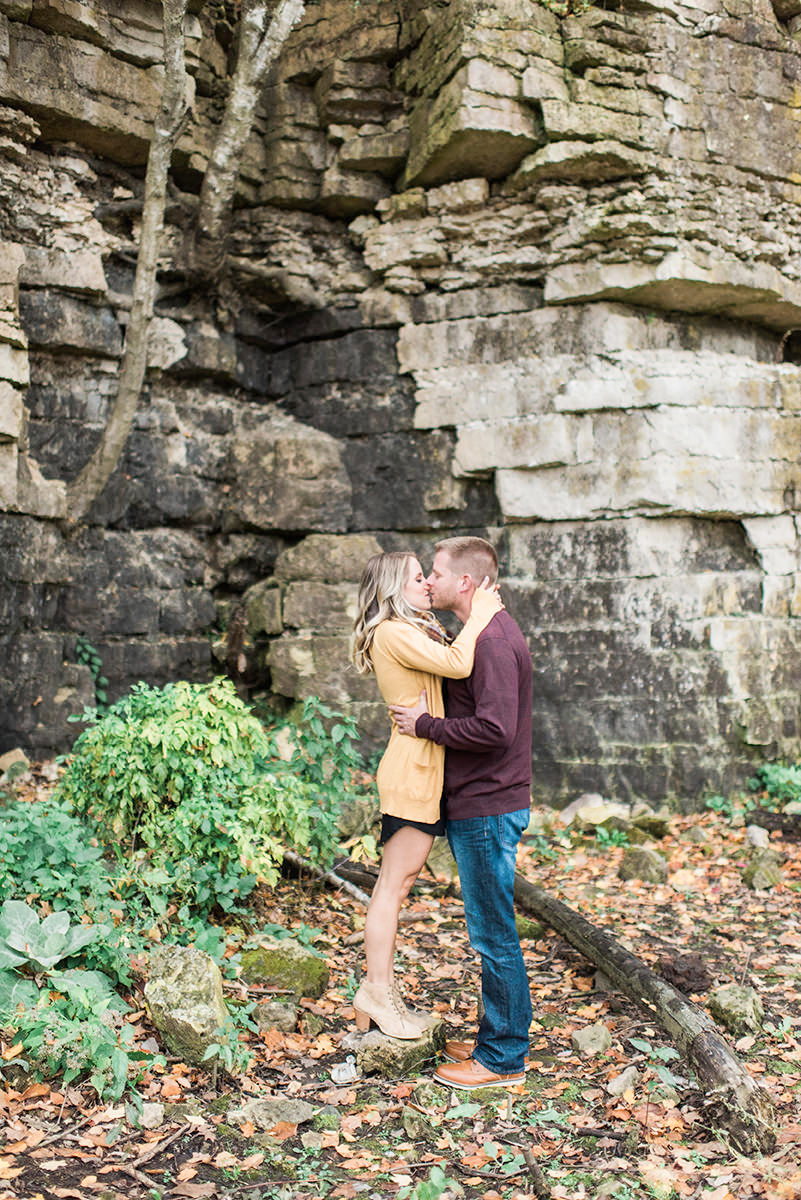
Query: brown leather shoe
444 1040 530 1067
443 1039 475 1063
434 1058 525 1090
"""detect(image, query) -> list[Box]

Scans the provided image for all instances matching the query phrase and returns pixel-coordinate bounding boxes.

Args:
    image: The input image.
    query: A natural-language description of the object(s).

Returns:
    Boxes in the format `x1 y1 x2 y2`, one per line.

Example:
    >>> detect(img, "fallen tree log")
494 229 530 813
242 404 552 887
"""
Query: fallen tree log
282 850 372 905
514 873 776 1156
747 807 801 839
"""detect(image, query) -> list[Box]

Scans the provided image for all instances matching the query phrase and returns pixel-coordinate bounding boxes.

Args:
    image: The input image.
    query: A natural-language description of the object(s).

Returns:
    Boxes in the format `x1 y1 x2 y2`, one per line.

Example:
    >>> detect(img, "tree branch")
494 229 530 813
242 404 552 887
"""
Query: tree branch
189 0 306 280
66 0 190 520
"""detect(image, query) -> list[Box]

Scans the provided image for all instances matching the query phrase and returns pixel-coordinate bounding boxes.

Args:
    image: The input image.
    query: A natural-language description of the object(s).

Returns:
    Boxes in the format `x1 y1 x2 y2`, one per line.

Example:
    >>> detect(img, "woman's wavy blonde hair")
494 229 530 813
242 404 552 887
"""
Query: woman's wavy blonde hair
351 552 431 675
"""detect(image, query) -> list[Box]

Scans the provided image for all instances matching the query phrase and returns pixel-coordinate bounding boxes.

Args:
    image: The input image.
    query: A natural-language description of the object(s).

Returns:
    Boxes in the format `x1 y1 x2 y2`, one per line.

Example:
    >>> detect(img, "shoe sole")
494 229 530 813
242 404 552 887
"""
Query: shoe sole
433 1071 525 1090
443 1050 531 1068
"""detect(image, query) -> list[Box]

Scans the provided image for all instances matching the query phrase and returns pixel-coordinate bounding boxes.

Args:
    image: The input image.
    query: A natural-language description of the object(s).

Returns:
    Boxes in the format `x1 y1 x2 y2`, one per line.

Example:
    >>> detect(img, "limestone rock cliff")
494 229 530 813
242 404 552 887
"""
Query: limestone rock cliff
2 0 801 803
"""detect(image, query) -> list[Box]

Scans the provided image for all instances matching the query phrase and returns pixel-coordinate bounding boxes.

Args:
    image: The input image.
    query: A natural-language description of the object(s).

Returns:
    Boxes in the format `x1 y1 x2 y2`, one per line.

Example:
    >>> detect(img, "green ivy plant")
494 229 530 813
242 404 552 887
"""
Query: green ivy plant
75 635 110 712
398 1165 463 1200
202 1002 258 1082
7 991 154 1101
0 796 113 912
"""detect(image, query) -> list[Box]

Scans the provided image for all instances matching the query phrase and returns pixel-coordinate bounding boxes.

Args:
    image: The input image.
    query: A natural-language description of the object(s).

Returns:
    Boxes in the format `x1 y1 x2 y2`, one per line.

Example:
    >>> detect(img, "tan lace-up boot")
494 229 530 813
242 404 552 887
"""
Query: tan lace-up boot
352 981 424 1039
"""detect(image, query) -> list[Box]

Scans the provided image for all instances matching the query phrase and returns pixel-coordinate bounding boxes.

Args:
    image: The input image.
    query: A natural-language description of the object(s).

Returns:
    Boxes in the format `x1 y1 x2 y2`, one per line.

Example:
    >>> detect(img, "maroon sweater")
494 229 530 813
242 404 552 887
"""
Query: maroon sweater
415 610 533 820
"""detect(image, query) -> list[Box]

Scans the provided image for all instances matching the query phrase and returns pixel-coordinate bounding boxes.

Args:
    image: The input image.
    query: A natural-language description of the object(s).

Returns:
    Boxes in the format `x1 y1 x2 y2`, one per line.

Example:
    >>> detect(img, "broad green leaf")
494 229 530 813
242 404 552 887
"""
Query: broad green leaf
49 969 129 1012
0 969 39 1014
445 1101 481 1120
0 944 28 970
0 899 41 947
40 911 71 940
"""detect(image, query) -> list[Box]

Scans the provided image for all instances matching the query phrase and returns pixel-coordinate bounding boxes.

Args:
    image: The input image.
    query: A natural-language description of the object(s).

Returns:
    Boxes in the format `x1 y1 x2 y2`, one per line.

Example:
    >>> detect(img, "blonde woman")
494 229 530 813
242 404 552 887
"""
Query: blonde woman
350 551 502 1038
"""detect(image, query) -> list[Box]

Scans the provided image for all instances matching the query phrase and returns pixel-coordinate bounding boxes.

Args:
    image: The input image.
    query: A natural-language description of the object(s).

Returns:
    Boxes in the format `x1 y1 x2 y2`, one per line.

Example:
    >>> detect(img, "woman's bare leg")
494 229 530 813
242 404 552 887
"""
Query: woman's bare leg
364 827 434 985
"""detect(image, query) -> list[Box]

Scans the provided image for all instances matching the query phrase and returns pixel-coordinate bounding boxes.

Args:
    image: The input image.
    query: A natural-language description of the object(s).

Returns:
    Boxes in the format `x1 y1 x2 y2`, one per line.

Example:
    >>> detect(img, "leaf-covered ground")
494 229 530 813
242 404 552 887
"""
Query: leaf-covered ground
2 776 801 1200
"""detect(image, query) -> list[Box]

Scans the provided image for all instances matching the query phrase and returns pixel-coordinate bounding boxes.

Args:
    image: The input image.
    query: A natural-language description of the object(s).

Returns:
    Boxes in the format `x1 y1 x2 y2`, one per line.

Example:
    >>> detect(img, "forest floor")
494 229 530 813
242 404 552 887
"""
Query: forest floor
2 782 801 1200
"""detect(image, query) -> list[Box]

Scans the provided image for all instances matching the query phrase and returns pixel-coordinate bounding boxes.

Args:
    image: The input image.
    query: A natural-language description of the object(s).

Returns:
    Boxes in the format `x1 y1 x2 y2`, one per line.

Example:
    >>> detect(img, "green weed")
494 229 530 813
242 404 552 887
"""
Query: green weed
596 826 629 848
398 1164 462 1200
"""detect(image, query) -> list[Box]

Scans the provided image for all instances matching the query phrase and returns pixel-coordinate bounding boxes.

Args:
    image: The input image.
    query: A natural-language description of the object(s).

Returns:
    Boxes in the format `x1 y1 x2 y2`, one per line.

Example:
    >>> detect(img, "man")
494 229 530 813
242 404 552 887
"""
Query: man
389 536 533 1089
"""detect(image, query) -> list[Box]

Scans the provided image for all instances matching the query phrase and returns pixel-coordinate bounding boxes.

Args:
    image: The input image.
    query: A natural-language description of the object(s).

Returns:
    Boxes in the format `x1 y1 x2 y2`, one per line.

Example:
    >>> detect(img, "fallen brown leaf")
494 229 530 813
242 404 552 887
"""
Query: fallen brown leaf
170 1183 217 1198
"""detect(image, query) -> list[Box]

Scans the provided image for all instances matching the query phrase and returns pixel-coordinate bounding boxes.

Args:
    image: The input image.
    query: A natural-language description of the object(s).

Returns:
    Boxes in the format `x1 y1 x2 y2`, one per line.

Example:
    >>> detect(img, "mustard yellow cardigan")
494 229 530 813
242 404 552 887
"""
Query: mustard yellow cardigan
371 588 502 822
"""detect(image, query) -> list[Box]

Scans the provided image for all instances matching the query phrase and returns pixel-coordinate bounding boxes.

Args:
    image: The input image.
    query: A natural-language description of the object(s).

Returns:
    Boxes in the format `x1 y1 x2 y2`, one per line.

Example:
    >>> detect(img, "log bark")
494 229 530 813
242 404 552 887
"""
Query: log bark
747 807 801 839
282 849 372 906
189 0 306 280
514 873 776 1156
66 0 189 520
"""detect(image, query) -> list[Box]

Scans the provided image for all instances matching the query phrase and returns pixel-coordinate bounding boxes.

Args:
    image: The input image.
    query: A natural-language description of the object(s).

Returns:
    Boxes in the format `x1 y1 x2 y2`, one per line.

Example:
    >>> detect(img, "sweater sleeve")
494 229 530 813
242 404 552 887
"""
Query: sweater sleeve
375 589 502 678
416 637 519 751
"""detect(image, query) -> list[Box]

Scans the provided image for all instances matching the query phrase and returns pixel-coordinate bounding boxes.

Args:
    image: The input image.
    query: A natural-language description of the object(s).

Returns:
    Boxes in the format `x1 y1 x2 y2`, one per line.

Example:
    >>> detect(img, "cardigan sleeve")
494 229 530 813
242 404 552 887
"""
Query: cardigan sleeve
416 636 519 750
374 589 502 678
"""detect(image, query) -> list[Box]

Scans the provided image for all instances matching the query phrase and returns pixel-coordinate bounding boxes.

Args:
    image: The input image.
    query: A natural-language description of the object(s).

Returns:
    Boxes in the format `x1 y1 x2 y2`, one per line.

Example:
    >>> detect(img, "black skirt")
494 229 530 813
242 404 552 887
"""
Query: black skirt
380 812 446 844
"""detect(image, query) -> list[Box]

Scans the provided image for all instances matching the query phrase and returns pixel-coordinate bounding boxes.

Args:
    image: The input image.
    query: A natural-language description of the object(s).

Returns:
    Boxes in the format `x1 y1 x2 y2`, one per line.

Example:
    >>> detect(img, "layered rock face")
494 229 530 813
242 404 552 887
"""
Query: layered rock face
2 0 801 803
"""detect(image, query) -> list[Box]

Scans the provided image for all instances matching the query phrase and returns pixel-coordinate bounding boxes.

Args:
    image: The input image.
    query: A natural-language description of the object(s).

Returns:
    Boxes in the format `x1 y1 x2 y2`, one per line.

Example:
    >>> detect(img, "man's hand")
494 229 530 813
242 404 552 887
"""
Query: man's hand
390 690 428 737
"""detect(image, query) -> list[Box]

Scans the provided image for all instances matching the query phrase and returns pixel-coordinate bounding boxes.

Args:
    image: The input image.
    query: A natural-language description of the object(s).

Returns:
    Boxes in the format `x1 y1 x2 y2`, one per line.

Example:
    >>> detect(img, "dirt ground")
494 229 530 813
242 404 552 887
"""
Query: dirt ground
2 800 801 1200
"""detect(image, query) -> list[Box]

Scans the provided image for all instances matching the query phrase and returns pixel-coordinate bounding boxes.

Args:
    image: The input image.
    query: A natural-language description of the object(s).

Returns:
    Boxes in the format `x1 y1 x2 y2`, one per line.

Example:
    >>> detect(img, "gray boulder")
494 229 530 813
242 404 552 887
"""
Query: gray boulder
607 1065 639 1096
144 946 229 1065
571 1022 612 1057
742 850 783 891
341 1021 444 1077
0 747 29 781
708 984 764 1035
745 824 771 851
618 846 668 883
254 999 298 1033
402 1105 439 1142
229 1097 317 1130
631 809 672 839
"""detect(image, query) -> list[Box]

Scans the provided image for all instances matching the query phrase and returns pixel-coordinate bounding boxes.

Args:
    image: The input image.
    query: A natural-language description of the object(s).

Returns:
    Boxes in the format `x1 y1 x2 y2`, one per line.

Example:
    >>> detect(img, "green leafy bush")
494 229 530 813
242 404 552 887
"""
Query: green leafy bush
749 763 801 807
56 679 361 906
0 796 113 912
0 898 125 1024
7 991 152 1101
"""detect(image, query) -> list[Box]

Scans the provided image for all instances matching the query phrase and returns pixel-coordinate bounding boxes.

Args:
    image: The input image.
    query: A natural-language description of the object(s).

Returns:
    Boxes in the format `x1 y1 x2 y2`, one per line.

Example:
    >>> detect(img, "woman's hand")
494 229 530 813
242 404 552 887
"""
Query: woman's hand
478 575 504 608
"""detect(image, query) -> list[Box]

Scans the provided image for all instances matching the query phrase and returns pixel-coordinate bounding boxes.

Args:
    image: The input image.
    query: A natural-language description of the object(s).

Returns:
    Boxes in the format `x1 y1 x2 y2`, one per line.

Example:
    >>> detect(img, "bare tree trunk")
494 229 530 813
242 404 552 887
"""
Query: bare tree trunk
190 0 306 280
513 873 777 1156
66 0 189 521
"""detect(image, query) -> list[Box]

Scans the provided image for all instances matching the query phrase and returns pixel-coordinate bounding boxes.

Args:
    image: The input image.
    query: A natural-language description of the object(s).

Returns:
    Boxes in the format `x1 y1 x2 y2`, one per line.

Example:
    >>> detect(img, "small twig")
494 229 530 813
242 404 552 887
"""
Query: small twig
32 1111 96 1149
132 1123 186 1167
116 1163 166 1194
739 948 752 986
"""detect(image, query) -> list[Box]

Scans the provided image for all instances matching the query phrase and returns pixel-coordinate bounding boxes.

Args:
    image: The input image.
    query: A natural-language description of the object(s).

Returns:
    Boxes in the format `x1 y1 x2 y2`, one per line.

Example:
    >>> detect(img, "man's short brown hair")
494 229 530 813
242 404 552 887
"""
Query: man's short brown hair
435 536 499 585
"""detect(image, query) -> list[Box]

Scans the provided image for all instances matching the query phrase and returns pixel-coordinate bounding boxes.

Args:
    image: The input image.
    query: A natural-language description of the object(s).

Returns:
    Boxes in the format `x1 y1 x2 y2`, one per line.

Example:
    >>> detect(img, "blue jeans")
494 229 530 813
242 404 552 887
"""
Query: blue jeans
447 808 532 1074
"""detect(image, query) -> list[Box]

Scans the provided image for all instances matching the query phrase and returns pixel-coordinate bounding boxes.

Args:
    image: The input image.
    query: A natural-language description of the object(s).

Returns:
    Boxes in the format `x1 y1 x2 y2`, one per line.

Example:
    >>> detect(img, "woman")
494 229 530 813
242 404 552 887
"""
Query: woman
350 551 502 1038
